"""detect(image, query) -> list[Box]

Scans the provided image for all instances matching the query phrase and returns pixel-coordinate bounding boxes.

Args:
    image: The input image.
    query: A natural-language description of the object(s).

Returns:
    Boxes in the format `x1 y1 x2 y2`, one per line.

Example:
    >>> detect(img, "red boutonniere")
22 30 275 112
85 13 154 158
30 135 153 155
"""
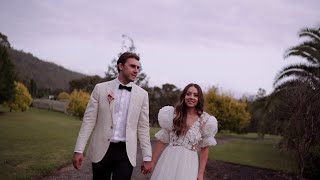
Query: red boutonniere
107 92 114 104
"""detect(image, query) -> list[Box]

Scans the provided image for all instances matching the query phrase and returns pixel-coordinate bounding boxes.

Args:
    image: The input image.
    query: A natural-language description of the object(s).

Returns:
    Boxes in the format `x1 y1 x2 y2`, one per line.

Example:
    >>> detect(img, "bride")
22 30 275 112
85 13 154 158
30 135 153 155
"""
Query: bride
146 83 218 180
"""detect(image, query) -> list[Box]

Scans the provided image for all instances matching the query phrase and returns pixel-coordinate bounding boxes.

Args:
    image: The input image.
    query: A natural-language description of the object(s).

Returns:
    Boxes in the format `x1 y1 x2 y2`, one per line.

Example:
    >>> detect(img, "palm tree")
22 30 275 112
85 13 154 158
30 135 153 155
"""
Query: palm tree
274 27 320 90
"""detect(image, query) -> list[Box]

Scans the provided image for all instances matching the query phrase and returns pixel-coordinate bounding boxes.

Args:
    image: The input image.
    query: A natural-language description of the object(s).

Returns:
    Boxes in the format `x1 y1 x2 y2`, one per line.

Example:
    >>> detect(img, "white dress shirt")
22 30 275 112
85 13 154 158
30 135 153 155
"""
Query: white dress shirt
111 78 132 142
111 78 151 161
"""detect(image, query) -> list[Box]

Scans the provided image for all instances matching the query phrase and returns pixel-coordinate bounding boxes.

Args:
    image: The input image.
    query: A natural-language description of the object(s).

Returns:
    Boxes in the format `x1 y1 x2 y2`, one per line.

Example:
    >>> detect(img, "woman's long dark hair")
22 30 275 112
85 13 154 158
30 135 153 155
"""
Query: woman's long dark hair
173 83 204 136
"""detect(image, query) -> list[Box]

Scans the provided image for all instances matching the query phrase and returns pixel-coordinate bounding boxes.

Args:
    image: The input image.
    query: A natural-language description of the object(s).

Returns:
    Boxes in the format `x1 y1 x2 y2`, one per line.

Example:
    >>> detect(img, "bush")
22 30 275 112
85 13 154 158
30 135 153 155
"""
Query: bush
67 90 89 119
205 87 250 132
57 92 70 101
6 82 32 112
304 146 320 179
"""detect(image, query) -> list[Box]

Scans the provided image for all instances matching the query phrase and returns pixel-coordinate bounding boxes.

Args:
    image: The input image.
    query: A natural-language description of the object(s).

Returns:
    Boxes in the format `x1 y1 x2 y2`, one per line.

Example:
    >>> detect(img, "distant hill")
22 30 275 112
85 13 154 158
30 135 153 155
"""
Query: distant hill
8 48 86 90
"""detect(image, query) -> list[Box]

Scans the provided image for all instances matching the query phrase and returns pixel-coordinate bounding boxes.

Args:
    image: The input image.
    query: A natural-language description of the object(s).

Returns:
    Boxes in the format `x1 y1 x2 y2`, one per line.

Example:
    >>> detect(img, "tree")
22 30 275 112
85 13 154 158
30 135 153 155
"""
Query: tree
67 90 90 119
28 79 38 98
57 91 70 101
270 26 320 179
6 82 32 112
205 87 250 133
274 27 320 91
273 83 320 179
0 33 15 104
147 84 181 126
105 35 149 87
69 75 104 93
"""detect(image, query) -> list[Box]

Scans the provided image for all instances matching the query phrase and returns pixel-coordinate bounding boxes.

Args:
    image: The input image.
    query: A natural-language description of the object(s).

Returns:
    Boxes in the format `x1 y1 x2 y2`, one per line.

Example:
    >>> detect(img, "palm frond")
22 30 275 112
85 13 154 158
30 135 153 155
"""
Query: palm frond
274 63 320 84
298 28 320 42
285 43 320 64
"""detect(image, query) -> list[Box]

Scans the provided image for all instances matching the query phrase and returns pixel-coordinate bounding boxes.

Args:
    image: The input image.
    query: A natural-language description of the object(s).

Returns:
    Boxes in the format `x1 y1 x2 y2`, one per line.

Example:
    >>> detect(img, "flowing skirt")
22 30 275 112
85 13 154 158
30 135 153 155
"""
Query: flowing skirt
150 145 198 180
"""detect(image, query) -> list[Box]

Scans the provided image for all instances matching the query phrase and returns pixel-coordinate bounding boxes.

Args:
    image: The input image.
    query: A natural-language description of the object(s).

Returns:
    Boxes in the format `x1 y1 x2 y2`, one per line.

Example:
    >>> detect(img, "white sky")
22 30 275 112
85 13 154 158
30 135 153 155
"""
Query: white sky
1 0 319 96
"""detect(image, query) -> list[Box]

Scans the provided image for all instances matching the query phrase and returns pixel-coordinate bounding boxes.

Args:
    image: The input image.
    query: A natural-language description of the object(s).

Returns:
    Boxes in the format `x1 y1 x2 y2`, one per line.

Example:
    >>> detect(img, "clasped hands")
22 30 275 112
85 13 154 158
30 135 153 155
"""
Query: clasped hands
140 161 154 175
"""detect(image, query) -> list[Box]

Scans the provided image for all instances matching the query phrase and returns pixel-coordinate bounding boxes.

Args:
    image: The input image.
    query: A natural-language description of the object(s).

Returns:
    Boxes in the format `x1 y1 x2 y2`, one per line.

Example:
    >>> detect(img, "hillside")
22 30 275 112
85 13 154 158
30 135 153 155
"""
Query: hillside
8 48 86 90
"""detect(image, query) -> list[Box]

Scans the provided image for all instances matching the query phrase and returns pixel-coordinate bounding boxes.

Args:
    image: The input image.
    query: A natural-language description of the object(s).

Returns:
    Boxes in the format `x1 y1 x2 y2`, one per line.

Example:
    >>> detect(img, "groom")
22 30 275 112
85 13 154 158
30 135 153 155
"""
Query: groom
73 52 153 180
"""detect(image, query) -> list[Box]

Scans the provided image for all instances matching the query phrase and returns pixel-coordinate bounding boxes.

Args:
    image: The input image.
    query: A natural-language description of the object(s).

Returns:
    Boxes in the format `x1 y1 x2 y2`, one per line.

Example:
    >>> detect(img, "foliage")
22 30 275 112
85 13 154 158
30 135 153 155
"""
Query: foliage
0 32 11 47
57 91 70 101
67 89 90 119
28 78 38 97
270 26 320 179
274 83 320 179
0 34 15 104
6 82 32 112
274 27 320 91
105 35 149 87
246 88 283 139
147 84 181 126
69 75 104 93
205 87 250 132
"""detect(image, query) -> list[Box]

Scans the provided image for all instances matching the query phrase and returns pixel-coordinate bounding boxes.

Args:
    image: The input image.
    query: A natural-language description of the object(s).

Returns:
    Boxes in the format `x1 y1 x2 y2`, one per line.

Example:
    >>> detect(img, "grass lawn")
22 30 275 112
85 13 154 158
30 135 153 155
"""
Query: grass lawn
216 131 282 141
209 139 298 173
0 106 82 179
0 106 163 179
150 127 161 138
0 106 298 179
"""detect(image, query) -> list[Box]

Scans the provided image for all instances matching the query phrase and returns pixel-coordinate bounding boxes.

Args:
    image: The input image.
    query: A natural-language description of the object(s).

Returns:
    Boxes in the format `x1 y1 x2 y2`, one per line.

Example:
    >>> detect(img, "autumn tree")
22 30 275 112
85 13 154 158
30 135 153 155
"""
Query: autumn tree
6 82 32 112
205 87 250 132
57 91 70 101
67 90 90 119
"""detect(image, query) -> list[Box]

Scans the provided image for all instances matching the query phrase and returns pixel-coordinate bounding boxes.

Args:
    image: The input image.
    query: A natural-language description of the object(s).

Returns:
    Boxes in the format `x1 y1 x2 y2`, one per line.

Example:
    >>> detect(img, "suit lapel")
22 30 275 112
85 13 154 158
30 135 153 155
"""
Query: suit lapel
127 85 139 123
106 79 117 120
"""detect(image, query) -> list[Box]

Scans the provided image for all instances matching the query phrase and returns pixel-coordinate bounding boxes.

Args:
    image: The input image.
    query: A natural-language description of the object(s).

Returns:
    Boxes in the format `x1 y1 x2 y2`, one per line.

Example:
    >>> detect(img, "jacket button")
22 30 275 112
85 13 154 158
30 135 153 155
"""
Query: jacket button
107 138 110 141
111 126 113 129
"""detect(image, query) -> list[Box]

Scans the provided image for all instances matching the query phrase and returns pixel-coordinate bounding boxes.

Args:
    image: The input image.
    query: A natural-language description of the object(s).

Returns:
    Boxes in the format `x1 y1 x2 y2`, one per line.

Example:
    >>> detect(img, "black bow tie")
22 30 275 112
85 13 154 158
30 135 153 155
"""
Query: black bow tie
119 84 132 92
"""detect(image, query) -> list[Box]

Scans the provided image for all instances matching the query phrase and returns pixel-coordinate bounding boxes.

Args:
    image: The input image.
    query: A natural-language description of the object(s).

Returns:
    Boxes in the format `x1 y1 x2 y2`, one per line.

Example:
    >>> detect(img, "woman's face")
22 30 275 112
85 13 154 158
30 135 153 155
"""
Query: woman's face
184 86 199 108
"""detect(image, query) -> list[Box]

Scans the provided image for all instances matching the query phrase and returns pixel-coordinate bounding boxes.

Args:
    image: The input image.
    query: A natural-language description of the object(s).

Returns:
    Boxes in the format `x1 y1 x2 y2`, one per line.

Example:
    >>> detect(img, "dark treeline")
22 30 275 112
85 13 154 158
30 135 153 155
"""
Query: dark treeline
246 27 320 179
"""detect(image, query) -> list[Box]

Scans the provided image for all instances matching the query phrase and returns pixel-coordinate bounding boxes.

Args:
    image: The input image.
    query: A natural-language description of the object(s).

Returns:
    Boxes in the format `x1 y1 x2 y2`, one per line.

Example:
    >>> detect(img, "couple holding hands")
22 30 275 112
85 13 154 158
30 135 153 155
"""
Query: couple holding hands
72 52 218 180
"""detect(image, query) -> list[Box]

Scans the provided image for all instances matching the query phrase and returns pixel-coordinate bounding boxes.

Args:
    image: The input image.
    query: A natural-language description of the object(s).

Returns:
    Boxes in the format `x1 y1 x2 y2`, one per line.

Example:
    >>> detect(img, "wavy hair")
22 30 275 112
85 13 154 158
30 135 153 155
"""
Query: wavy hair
173 83 204 136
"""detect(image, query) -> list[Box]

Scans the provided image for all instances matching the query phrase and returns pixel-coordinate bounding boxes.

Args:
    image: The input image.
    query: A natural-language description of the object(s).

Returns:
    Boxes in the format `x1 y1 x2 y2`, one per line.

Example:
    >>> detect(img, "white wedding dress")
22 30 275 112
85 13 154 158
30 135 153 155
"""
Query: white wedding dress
150 106 218 180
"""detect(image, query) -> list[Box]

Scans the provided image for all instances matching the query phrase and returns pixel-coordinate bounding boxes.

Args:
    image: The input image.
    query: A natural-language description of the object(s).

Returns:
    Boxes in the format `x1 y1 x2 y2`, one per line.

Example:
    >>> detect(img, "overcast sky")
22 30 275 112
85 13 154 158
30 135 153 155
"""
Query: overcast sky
1 0 319 96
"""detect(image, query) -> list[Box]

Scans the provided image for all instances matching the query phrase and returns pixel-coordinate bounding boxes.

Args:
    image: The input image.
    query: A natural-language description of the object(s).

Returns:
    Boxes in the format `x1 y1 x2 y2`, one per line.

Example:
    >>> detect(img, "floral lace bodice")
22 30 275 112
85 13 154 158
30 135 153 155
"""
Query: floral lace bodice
155 106 218 152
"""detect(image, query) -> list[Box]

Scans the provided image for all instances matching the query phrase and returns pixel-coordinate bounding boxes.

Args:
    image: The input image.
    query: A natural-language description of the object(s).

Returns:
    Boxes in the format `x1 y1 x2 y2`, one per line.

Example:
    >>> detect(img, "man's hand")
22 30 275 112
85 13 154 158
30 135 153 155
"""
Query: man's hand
197 173 204 180
140 161 153 175
72 152 84 170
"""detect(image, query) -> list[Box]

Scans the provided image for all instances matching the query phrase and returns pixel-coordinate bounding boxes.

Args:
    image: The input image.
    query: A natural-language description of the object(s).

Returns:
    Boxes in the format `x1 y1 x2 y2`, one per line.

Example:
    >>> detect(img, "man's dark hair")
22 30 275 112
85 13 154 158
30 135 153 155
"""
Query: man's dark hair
117 52 140 72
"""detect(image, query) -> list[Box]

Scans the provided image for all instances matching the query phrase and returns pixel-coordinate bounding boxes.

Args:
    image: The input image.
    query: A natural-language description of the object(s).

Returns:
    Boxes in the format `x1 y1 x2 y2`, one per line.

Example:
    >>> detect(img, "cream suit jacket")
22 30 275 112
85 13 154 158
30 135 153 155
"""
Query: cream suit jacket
74 79 152 166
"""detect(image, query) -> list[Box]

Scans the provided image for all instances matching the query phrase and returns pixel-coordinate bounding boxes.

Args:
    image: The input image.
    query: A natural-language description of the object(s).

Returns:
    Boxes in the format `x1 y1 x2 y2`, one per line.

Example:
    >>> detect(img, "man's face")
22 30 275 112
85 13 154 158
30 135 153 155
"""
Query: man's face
119 58 140 83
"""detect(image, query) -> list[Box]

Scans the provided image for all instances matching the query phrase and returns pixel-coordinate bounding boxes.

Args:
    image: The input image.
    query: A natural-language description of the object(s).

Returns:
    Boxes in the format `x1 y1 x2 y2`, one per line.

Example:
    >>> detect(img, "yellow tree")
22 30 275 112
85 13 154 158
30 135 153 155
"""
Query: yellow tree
57 91 70 101
205 88 250 133
6 82 32 112
67 90 89 119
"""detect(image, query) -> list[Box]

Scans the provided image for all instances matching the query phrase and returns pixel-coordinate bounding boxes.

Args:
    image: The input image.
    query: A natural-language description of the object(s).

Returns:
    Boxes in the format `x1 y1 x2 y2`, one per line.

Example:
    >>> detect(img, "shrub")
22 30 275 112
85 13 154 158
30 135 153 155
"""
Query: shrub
6 82 32 112
67 90 89 119
205 88 250 132
57 92 70 101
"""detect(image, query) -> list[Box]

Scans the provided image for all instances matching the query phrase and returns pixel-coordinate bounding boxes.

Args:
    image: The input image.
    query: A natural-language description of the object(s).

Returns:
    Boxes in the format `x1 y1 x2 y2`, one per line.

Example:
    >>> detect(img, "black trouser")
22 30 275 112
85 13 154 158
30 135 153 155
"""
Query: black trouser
92 142 133 180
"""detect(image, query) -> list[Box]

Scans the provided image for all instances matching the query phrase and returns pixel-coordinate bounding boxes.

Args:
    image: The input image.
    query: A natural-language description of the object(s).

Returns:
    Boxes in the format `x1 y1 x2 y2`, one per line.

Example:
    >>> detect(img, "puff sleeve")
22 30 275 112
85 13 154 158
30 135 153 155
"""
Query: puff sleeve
154 106 174 143
199 116 218 147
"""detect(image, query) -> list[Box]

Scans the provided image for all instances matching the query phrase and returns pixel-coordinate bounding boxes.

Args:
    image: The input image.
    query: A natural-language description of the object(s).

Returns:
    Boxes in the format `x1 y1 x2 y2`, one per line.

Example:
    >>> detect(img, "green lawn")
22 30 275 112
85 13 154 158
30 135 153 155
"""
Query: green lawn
150 127 161 138
0 107 81 179
209 140 298 173
216 131 282 141
0 106 162 179
0 106 298 179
